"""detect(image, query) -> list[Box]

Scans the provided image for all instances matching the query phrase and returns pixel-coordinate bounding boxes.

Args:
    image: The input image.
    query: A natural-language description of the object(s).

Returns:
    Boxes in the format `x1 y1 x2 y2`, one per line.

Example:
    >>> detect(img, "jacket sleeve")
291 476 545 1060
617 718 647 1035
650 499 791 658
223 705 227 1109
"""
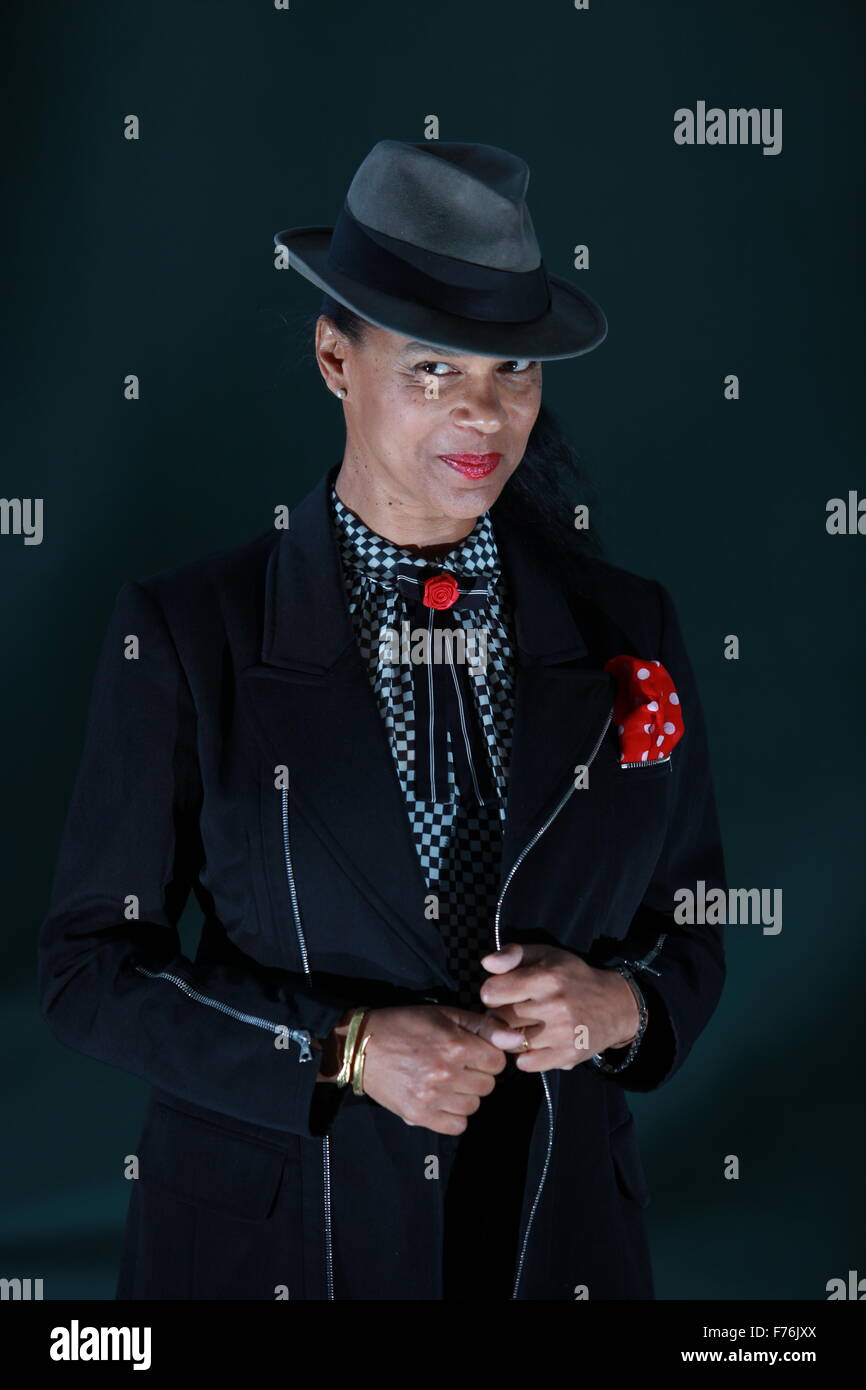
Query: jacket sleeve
586 579 727 1091
38 579 352 1137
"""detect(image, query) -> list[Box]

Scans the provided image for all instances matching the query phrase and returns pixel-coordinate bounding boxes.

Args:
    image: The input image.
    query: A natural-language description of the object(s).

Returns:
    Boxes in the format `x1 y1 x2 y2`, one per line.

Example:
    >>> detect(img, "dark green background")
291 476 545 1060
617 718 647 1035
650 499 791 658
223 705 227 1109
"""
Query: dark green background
2 0 863 1299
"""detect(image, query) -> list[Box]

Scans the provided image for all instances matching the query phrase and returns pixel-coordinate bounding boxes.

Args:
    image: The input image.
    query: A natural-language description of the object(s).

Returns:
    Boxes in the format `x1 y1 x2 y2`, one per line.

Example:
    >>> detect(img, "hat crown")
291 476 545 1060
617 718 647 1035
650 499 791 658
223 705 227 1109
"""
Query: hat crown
345 139 542 273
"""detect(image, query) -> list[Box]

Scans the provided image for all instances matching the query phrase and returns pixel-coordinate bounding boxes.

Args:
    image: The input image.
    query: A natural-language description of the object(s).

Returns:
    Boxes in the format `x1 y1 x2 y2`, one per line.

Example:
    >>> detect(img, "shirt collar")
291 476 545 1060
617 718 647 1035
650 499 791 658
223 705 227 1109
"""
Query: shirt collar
330 485 502 585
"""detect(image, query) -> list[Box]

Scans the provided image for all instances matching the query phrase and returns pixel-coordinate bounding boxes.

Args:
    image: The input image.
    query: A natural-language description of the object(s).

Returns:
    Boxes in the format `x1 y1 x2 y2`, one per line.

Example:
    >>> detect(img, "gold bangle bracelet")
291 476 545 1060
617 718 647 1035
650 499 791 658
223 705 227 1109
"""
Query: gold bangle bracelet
351 1031 372 1096
335 1007 369 1089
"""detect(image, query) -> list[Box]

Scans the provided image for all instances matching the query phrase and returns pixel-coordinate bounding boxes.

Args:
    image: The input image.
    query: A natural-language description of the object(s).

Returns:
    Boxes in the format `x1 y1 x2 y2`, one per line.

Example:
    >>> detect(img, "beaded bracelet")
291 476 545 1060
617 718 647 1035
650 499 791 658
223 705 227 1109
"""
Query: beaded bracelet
590 966 649 1074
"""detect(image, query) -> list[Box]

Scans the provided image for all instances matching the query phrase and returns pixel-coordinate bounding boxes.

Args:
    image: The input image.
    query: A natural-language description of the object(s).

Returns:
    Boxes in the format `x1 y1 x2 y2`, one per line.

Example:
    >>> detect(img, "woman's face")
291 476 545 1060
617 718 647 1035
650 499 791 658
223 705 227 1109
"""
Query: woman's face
318 318 542 522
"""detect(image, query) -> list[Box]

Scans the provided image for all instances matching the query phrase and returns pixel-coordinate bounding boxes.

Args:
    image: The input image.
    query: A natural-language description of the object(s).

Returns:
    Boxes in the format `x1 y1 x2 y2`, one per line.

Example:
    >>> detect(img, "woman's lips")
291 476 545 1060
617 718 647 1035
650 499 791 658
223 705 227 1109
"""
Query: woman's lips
438 452 502 479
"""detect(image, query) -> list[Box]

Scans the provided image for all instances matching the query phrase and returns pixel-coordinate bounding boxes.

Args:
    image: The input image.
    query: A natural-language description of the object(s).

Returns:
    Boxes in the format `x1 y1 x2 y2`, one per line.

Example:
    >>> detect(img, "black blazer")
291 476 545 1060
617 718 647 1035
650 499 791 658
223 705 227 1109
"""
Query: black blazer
38 463 727 1300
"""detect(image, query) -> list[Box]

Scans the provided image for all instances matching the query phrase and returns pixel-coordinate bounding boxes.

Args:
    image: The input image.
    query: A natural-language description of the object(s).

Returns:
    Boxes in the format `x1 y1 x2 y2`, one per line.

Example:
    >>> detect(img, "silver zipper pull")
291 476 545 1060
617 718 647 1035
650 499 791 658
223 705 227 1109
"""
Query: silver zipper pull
293 1030 313 1062
622 958 662 977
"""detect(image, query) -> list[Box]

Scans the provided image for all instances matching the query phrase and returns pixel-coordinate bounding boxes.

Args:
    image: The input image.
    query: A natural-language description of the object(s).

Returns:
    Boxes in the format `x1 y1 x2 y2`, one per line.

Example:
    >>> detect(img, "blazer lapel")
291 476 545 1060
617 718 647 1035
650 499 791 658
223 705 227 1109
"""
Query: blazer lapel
239 466 449 980
488 510 617 883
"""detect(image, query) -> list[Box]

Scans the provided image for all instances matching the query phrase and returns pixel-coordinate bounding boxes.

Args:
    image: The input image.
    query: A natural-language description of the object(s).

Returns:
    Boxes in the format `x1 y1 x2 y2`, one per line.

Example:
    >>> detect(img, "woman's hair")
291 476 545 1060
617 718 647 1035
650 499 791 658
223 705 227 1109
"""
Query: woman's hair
312 294 606 576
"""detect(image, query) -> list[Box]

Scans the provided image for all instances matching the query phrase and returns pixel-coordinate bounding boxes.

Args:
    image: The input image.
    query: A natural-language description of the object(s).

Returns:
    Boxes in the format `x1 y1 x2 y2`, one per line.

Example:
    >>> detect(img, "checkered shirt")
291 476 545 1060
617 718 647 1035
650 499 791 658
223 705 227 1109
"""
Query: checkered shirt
330 486 517 1009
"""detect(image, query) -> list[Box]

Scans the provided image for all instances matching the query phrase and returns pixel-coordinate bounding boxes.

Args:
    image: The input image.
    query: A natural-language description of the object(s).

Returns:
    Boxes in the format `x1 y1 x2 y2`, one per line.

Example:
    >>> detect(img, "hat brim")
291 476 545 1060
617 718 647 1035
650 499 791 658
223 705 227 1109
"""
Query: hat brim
274 226 607 361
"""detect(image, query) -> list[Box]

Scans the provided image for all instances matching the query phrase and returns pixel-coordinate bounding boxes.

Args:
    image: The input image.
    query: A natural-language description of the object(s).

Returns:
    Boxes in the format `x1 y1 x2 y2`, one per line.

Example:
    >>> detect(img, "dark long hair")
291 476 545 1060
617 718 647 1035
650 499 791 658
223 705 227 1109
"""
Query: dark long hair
311 295 606 577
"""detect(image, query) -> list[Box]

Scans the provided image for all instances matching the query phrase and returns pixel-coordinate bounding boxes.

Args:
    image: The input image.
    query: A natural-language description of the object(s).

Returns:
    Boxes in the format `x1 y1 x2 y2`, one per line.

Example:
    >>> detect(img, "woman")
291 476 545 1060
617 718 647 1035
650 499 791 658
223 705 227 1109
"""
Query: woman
39 139 727 1300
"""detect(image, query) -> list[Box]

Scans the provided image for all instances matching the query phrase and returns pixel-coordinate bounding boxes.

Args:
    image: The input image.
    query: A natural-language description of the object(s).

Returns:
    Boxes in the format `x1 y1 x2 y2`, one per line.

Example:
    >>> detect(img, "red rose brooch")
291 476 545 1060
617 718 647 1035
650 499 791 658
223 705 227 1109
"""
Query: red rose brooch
604 655 684 766
422 572 460 610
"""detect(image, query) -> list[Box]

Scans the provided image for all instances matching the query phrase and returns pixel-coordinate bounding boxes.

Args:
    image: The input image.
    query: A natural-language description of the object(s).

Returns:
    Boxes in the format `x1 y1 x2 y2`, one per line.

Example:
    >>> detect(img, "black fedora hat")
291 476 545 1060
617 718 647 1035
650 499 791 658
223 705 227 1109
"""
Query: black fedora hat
274 139 608 361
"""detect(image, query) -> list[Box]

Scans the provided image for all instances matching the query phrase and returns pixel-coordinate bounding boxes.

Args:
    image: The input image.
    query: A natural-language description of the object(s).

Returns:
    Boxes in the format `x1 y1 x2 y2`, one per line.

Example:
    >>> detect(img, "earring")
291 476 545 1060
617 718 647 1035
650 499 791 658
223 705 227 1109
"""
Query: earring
335 388 346 399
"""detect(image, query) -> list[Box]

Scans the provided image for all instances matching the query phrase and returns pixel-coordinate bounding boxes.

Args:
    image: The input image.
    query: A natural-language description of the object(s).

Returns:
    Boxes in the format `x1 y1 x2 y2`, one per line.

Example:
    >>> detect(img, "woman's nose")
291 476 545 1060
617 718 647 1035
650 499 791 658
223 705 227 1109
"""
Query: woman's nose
451 379 505 433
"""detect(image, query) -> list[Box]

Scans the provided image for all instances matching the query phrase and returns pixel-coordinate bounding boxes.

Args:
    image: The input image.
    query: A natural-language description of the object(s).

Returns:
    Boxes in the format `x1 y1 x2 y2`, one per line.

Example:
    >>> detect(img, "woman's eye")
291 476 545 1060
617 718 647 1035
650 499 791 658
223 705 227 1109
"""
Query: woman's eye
502 358 536 373
414 361 454 376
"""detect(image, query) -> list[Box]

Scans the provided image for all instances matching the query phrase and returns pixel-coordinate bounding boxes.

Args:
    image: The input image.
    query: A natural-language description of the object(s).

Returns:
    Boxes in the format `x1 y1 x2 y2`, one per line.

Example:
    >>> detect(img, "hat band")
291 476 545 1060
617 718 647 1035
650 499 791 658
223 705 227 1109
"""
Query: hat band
327 204 551 325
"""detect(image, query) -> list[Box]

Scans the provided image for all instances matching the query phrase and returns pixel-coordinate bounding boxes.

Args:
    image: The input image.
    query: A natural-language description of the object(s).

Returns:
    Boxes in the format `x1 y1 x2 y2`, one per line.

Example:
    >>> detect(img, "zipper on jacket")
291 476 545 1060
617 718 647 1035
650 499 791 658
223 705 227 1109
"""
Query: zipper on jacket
495 705 614 1300
281 785 311 975
619 754 671 769
618 931 667 978
133 967 313 1060
278 784 335 1302
322 1131 334 1300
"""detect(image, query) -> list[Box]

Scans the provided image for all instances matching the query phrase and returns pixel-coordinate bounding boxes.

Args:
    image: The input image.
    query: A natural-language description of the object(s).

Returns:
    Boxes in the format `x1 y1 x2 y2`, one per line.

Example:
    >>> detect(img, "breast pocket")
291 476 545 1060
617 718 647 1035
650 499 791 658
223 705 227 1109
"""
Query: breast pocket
617 756 673 782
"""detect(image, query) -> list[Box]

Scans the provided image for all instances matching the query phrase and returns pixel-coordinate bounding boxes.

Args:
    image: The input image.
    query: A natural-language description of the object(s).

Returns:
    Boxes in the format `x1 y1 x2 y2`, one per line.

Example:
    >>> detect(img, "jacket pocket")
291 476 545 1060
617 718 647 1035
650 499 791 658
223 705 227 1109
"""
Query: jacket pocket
137 1100 291 1220
618 756 672 780
608 1113 652 1208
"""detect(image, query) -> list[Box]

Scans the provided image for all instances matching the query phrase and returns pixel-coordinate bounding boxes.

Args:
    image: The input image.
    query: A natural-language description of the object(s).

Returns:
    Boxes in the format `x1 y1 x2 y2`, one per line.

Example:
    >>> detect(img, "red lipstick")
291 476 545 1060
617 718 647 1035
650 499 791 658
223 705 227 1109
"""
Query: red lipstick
438 452 501 480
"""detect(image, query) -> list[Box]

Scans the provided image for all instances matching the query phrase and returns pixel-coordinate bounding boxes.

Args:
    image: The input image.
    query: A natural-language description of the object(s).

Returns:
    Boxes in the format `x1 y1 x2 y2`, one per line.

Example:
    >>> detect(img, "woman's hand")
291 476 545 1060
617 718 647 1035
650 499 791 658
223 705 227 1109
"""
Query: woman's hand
479 943 640 1071
346 1004 523 1135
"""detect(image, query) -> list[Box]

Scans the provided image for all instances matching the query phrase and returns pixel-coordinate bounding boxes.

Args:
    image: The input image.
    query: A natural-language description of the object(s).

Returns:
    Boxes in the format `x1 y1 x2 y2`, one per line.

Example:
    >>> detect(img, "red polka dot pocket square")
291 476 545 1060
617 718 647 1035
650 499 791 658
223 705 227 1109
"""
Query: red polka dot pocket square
603 655 684 767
